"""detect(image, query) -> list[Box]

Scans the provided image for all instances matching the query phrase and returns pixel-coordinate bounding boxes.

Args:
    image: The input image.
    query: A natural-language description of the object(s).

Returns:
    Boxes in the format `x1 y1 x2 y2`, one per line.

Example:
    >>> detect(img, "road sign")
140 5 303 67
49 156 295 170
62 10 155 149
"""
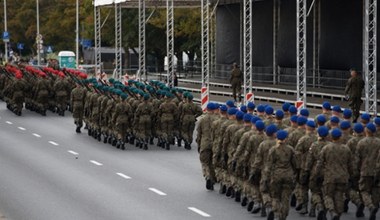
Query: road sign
246 92 254 103
295 100 304 110
47 46 53 53
3 31 9 42
17 43 24 50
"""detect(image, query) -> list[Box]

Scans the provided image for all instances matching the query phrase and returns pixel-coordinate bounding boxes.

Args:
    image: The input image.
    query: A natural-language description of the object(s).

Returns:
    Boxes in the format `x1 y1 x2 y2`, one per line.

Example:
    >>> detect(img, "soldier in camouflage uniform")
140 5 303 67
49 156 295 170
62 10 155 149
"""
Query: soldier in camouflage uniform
70 81 87 133
197 103 218 190
113 92 133 150
263 106 274 126
159 92 178 150
345 69 364 123
287 117 306 148
315 128 353 220
340 121 352 145
355 123 380 220
180 93 202 150
295 120 317 215
263 130 299 220
250 124 277 216
53 73 71 116
274 110 286 130
33 74 51 116
134 94 154 150
304 126 330 219
283 106 298 126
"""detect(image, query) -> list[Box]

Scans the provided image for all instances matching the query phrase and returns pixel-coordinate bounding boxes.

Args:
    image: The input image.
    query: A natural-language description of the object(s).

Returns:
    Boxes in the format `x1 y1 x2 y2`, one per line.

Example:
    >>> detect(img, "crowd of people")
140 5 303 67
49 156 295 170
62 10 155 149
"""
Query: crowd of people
197 100 380 220
0 64 203 151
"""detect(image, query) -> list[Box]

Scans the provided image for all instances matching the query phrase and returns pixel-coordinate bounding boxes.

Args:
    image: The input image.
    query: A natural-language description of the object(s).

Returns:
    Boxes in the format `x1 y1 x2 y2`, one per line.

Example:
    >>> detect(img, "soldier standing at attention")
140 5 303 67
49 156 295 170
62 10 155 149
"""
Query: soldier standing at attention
355 123 380 220
197 103 218 190
315 128 353 220
264 130 299 220
345 69 364 123
70 81 87 133
230 63 242 102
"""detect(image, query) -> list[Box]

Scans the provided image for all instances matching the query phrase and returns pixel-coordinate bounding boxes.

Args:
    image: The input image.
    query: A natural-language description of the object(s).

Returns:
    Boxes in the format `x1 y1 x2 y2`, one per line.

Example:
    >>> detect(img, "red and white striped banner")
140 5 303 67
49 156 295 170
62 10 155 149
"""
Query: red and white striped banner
246 92 254 103
201 86 209 111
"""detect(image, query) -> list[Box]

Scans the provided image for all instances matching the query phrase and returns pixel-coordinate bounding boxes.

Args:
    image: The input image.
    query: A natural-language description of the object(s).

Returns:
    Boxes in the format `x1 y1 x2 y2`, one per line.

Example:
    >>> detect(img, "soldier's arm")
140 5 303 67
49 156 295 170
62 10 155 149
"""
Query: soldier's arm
347 149 354 178
233 134 249 164
315 147 326 177
304 145 315 172
196 119 202 146
262 148 274 181
251 144 263 174
345 78 352 95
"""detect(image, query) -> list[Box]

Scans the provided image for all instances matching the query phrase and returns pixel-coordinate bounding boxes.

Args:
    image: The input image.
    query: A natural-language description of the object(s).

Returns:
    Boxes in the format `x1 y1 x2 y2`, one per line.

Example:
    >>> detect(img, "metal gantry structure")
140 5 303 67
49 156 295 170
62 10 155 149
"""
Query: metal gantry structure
243 0 252 103
114 3 123 80
364 0 378 116
138 0 146 81
166 0 174 87
273 0 280 85
94 6 102 75
296 0 307 107
312 0 321 88
201 0 210 101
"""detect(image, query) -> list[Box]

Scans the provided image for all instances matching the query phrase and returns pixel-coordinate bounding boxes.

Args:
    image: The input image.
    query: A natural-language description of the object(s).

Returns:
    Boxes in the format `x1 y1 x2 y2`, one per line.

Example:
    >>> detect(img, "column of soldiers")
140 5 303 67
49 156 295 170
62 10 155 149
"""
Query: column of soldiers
197 100 380 220
0 64 76 117
0 64 203 152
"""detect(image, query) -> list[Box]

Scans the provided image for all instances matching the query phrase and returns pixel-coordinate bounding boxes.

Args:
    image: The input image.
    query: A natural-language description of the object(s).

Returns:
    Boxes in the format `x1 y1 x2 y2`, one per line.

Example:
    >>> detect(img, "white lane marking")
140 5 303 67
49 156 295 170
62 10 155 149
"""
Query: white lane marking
188 207 211 217
68 150 79 156
18 127 26 131
5 121 12 124
48 141 59 146
90 160 103 166
116 173 132 180
148 188 167 196
33 133 41 138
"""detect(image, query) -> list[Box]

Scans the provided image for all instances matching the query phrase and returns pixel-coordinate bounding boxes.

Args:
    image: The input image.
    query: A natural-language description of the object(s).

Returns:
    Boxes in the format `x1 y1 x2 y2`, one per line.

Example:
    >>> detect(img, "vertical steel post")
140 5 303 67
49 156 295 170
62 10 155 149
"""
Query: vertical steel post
273 0 280 85
243 0 252 103
166 0 174 87
296 0 307 106
94 6 101 74
138 0 146 80
201 0 210 103
114 3 122 80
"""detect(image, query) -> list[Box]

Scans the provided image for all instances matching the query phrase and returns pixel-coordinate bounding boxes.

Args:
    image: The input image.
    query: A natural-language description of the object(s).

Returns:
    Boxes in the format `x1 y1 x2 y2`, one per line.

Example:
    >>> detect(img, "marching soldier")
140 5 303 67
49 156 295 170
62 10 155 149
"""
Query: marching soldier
180 93 203 150
70 80 87 133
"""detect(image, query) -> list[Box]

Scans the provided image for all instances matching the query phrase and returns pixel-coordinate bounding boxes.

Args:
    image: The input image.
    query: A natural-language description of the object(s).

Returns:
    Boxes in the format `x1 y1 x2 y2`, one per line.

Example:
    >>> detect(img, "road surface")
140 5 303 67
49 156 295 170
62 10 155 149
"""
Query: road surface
0 102 368 220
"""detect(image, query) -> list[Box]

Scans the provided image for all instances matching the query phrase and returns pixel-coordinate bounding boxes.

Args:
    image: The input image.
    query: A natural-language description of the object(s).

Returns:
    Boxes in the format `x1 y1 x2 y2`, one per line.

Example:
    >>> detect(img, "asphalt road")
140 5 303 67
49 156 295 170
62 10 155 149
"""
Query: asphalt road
0 102 370 220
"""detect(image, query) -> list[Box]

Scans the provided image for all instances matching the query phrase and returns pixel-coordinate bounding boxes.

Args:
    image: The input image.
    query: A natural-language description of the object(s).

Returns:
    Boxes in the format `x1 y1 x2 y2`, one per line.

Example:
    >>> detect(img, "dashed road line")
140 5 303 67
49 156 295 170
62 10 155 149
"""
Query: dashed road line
33 133 41 138
18 127 26 131
68 150 79 156
5 121 12 125
188 207 211 217
116 173 132 180
90 160 103 166
148 188 167 196
48 141 59 146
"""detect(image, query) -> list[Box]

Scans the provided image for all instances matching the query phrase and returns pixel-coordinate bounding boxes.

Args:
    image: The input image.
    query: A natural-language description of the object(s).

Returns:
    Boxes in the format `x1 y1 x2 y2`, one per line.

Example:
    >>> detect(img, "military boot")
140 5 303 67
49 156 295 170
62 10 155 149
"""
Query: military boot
108 135 113 144
369 207 378 220
299 204 308 215
252 203 262 214
266 207 274 220
157 138 162 147
88 128 92 136
234 190 241 202
129 136 135 145
290 194 297 207
355 203 365 218
241 196 248 207
143 143 148 150
309 206 316 217
317 209 326 220
219 183 226 194
97 132 102 142
177 138 182 147
76 126 81 133
103 135 108 144
184 142 191 150
135 140 141 148
116 140 121 149
149 137 154 145
120 142 126 150
261 206 267 217
343 198 349 213
247 201 254 212
226 186 233 197
206 178 212 190
330 211 340 220
112 138 117 147
165 142 170 150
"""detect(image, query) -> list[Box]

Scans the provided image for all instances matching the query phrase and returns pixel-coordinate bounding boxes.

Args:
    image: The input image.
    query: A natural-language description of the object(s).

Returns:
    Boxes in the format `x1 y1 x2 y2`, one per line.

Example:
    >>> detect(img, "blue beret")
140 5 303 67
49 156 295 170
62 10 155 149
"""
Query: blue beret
220 105 228 112
228 107 238 115
290 115 299 123
300 108 309 117
343 109 352 119
332 105 342 113
330 116 340 124
251 116 260 124
277 130 288 140
265 106 274 115
214 103 220 109
257 105 265 113
236 111 245 120
331 128 342 138
240 105 247 113
317 126 329 137
353 123 364 133
282 102 291 112
297 117 307 126
306 120 316 128
366 123 377 133
226 100 235 108
265 124 278 136
276 110 284 119
289 106 297 114
340 121 351 130
207 103 215 110
243 114 252 122
361 113 371 122
322 101 331 110
247 102 255 110
375 118 380 126
316 114 327 124
255 121 265 131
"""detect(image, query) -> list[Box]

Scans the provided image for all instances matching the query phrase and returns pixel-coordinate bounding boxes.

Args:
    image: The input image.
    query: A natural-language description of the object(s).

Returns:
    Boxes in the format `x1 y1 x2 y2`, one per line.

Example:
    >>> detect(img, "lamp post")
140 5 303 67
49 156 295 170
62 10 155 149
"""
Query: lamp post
36 0 40 65
76 0 79 68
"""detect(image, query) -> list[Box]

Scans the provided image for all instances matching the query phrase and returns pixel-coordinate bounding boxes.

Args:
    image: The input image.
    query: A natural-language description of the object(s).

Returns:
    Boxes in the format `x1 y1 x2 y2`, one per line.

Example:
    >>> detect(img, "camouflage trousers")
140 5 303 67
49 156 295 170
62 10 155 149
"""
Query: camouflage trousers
260 178 272 207
72 105 84 128
359 176 380 209
295 183 309 205
323 183 347 215
270 180 293 219
199 150 216 182
309 178 323 208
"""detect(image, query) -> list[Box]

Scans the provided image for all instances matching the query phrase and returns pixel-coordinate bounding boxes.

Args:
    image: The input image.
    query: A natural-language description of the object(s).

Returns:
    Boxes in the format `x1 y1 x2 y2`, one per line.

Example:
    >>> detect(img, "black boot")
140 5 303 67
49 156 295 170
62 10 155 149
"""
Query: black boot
219 184 226 194
206 179 212 190
309 206 316 217
290 194 297 207
299 203 308 215
120 142 126 150
369 207 378 220
143 144 148 150
149 137 154 145
116 140 121 149
252 203 261 214
355 203 365 218
165 142 170 150
241 196 248 207
76 126 81 133
330 211 340 220
108 136 113 144
103 135 108 144
112 138 117 147
234 190 241 202
267 208 274 220
261 205 267 217
88 128 92 136
184 142 191 150
343 199 349 213
226 186 233 197
97 132 101 142
247 201 254 212
177 138 182 147
129 136 135 145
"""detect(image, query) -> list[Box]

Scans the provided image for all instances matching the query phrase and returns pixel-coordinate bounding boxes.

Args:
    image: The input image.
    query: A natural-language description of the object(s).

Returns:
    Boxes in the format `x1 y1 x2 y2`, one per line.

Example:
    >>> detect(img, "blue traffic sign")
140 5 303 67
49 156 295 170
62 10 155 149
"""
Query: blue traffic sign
17 43 24 50
3 31 9 42
47 46 53 53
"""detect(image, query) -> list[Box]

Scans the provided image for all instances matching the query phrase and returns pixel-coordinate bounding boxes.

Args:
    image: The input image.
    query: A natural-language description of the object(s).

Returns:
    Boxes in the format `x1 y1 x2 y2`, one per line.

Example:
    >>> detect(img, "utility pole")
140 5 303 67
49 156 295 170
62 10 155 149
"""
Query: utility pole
76 0 79 68
3 0 8 63
36 0 41 65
